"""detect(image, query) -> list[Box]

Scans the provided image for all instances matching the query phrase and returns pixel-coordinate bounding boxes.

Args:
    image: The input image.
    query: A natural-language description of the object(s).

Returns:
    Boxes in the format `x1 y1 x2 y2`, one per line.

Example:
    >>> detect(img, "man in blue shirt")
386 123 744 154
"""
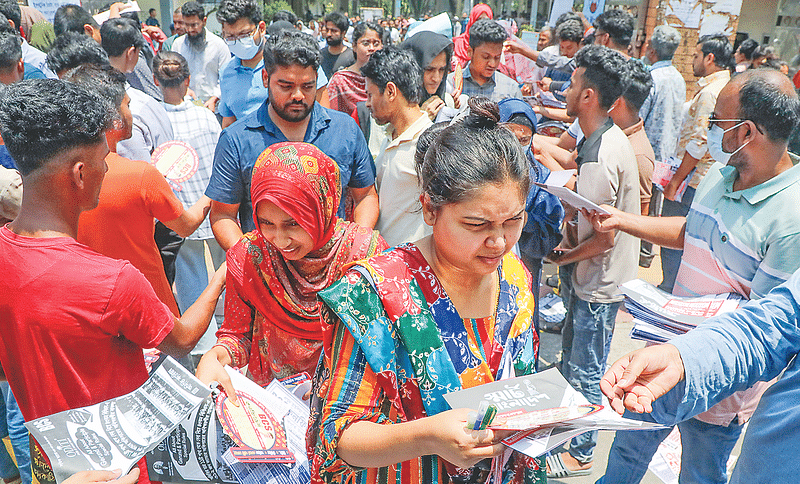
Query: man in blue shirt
206 31 379 251
217 0 329 129
602 267 800 484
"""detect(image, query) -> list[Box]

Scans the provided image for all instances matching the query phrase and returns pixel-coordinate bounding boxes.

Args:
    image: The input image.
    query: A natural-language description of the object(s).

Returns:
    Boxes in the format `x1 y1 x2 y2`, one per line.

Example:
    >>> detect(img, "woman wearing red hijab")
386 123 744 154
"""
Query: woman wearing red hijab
452 3 493 69
195 142 387 396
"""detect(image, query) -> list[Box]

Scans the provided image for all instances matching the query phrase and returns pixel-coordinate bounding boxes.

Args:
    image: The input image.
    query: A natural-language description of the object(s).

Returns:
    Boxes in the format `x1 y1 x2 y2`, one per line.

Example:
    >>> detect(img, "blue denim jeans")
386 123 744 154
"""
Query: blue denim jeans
174 238 226 358
0 383 31 484
558 263 576 373
597 415 743 484
564 297 620 464
658 186 695 294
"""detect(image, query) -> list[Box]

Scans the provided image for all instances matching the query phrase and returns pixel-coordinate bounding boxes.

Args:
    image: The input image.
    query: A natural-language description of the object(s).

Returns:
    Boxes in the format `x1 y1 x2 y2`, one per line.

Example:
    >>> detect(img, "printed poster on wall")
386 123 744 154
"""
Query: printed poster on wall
582 0 606 25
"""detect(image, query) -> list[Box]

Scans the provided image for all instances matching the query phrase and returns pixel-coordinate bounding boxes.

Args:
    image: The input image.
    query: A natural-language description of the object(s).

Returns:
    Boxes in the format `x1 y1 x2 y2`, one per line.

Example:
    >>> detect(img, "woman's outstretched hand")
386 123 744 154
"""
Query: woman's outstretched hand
195 346 238 406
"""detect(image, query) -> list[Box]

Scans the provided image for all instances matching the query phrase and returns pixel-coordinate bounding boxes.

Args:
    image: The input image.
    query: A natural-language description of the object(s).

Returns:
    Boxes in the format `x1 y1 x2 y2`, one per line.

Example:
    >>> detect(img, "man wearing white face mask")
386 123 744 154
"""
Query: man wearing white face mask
217 0 328 129
588 68 800 484
217 0 268 128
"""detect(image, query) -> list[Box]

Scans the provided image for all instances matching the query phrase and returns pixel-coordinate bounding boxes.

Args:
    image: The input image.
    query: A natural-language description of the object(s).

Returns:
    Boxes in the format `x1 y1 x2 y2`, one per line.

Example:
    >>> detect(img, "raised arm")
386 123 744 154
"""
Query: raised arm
586 204 686 249
158 263 226 357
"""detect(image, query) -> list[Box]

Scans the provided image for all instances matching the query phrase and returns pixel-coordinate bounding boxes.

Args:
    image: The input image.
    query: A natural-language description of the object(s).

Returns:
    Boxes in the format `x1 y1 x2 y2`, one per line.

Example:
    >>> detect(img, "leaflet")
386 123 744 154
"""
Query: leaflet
221 377 310 484
25 357 210 484
444 368 663 459
534 183 609 215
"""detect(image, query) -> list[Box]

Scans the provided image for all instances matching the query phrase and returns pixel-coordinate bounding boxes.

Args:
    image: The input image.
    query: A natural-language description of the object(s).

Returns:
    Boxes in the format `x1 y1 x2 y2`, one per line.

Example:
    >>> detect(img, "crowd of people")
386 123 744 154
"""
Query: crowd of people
1 1 800 484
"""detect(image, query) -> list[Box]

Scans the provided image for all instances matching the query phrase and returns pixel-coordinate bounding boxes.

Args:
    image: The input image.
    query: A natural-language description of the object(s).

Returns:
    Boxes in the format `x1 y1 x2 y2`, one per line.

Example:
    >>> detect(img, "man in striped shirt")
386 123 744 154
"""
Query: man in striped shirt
589 68 800 484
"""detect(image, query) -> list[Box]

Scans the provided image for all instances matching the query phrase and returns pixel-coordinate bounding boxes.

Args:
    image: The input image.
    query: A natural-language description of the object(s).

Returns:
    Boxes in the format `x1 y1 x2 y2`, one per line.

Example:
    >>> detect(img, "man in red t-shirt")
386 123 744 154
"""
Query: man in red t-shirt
64 64 211 317
0 79 224 484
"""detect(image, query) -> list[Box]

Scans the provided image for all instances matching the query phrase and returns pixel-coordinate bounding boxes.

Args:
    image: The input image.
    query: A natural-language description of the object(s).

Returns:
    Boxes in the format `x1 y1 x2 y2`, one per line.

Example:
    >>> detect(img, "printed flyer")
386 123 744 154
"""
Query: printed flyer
25 357 210 484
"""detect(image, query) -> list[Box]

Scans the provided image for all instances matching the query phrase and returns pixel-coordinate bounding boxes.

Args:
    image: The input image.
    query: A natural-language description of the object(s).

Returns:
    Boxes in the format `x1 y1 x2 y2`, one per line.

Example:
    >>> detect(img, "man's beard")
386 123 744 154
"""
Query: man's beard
327 35 342 46
271 96 312 122
187 29 205 47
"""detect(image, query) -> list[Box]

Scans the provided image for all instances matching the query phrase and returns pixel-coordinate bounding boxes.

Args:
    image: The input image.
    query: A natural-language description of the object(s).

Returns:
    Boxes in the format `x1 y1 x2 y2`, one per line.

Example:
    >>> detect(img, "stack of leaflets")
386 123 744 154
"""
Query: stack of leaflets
145 365 310 484
444 368 663 459
620 279 743 343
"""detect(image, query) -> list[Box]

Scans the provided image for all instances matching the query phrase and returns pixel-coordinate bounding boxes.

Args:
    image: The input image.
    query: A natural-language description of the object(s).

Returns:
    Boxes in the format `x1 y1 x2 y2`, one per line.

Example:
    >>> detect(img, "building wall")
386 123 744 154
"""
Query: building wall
643 0 740 99
737 0 779 44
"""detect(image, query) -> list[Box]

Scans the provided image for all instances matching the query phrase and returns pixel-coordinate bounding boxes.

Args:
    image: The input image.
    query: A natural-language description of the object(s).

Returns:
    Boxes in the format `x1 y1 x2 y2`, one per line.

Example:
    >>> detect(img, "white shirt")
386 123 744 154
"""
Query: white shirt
172 29 231 102
374 112 433 246
21 39 57 79
117 85 175 162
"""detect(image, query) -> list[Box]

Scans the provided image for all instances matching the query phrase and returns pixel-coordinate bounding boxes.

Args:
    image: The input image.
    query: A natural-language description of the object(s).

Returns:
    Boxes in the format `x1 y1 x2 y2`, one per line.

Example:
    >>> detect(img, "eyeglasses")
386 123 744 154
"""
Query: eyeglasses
708 114 763 133
223 28 256 43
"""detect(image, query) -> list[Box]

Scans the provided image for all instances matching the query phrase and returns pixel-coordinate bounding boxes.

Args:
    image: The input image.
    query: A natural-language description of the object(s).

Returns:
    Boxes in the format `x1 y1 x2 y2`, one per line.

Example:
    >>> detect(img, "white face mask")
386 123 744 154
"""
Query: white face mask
706 121 749 165
225 30 263 60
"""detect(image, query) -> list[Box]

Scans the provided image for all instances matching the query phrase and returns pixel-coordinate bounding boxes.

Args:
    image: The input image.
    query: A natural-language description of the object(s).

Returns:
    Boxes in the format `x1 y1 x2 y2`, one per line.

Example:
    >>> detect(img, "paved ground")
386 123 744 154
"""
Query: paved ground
537 251 744 484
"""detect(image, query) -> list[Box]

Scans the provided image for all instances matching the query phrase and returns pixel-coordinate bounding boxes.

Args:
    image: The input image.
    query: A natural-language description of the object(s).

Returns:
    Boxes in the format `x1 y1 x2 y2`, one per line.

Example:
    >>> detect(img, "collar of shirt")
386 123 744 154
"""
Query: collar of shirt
649 60 673 71
722 152 800 204
576 117 614 160
462 62 497 86
621 117 645 137
386 111 430 150
697 69 731 88
162 99 195 112
246 100 331 140
232 56 264 73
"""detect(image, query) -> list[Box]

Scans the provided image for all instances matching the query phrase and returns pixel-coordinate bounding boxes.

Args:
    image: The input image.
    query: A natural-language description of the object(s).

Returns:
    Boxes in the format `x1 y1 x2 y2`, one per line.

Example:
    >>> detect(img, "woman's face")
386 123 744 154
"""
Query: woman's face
424 180 526 276
256 200 314 260
354 29 382 65
424 51 448 95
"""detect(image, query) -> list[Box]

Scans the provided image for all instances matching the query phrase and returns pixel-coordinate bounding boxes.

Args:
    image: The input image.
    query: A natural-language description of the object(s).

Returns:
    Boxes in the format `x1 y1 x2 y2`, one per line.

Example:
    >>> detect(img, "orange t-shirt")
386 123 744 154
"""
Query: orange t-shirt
78 153 183 316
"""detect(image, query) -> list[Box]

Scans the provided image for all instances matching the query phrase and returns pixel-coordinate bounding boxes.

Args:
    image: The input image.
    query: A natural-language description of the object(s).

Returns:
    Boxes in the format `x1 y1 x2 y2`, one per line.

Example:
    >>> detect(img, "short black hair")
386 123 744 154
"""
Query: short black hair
0 0 20 31
272 9 296 25
737 70 800 142
574 45 628 109
556 19 583 44
554 11 580 30
264 30 320 75
361 46 422 104
53 4 98 36
47 32 110 74
120 10 140 25
352 21 383 44
216 0 262 26
621 59 653 111
0 12 12 35
0 31 21 70
468 19 507 49
737 38 759 60
149 8 156 13
698 34 734 70
100 18 145 57
181 1 205 20
0 79 114 175
63 63 127 109
324 11 349 33
153 50 189 87
594 9 634 48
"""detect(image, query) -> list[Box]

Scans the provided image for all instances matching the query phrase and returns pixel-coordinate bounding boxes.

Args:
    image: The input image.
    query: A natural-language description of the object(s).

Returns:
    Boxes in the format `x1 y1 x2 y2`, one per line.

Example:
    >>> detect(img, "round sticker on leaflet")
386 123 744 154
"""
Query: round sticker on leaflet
215 389 290 455
150 140 199 190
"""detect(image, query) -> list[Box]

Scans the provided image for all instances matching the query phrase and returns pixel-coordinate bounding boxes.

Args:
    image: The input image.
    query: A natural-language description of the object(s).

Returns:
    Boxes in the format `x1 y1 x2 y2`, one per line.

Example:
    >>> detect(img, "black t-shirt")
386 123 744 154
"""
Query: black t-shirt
320 46 355 79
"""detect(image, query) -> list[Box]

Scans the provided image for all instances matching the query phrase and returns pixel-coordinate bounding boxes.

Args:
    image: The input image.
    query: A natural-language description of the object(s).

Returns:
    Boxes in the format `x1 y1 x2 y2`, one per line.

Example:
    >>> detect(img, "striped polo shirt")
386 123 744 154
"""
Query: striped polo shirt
674 154 800 426
675 154 800 301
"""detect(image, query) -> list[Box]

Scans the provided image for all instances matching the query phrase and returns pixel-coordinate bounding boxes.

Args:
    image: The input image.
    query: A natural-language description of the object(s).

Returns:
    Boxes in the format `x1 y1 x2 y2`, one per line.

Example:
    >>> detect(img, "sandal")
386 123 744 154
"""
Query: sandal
546 452 592 478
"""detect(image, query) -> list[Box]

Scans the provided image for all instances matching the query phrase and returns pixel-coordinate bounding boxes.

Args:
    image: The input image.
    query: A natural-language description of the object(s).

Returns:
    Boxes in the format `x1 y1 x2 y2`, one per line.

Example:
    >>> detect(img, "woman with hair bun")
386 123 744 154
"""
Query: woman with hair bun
310 97 546 484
